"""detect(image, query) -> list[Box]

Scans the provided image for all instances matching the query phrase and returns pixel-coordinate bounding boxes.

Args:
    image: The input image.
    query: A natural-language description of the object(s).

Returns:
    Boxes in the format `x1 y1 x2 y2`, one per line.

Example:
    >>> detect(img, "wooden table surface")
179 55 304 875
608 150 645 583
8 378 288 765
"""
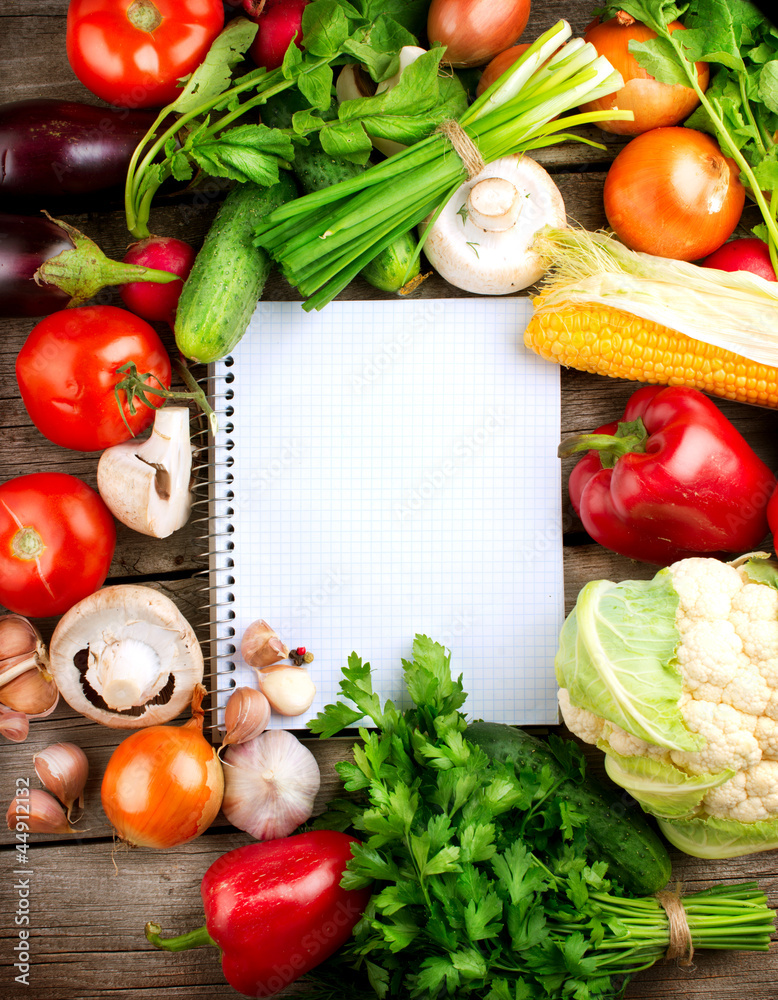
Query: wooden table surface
2 2 777 998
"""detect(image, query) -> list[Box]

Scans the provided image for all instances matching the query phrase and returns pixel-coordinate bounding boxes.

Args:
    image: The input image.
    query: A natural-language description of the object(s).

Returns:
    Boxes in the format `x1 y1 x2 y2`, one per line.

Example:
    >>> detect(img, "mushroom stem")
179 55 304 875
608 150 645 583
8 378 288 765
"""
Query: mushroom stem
88 637 163 711
467 178 523 232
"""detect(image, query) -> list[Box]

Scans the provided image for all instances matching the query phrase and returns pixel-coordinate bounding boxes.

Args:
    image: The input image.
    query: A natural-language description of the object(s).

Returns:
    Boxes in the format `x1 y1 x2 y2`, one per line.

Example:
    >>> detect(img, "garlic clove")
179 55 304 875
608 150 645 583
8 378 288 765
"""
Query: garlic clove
256 664 316 717
240 620 290 669
33 742 89 820
221 729 321 841
0 614 59 718
0 706 29 742
221 686 271 750
6 788 78 835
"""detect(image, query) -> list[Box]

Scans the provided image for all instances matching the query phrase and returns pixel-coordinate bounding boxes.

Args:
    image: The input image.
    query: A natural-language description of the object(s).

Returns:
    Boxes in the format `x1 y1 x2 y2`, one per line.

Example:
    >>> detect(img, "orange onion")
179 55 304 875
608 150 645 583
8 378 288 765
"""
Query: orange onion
100 684 223 849
427 0 531 68
579 12 709 135
603 127 745 261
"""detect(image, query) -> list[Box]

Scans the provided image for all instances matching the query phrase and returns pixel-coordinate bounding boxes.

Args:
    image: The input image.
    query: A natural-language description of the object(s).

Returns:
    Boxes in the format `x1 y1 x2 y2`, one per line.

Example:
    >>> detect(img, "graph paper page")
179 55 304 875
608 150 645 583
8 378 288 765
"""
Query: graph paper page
212 297 564 727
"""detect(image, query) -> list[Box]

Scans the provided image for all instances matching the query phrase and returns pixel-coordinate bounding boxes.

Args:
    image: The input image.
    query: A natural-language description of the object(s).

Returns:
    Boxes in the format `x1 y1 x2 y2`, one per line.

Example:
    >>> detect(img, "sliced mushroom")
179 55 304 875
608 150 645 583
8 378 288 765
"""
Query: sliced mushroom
48 585 204 728
97 406 193 538
420 154 567 294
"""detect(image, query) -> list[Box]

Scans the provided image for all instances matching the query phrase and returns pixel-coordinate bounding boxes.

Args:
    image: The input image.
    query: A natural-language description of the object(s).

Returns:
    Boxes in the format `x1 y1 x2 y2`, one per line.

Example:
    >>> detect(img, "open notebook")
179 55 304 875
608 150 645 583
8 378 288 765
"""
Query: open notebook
210 297 564 729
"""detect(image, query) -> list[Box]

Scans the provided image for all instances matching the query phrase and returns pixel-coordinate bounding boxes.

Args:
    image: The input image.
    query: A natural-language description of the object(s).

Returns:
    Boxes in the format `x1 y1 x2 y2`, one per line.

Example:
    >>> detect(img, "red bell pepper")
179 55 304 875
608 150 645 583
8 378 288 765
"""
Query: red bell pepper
145 830 372 998
561 385 775 566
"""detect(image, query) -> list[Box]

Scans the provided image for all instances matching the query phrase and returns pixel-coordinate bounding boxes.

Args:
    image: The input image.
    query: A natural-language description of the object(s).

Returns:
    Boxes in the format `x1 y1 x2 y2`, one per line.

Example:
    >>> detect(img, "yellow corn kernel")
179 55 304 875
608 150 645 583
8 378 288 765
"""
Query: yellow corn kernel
524 296 778 408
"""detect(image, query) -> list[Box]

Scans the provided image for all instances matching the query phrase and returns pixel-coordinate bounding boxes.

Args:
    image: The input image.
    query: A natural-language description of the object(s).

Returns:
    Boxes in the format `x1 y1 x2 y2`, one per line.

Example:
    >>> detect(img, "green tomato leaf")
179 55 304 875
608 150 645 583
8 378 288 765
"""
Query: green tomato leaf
555 571 702 751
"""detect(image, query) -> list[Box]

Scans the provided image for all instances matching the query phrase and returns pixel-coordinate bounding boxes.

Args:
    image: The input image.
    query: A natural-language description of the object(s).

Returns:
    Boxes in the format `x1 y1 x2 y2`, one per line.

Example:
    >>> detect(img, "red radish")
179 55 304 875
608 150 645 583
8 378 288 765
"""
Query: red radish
246 0 309 71
702 237 777 281
120 237 196 326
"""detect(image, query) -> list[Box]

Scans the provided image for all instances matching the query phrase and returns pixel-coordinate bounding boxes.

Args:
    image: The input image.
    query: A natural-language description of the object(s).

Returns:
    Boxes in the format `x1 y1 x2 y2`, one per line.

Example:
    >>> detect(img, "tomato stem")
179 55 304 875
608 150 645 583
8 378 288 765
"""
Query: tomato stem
113 362 217 438
11 526 45 561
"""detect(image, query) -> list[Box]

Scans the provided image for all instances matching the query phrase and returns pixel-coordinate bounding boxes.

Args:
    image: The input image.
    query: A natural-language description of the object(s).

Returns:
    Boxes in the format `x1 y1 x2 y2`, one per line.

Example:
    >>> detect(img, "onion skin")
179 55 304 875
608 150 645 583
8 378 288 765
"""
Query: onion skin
579 16 709 135
603 127 745 261
427 0 531 68
101 686 223 849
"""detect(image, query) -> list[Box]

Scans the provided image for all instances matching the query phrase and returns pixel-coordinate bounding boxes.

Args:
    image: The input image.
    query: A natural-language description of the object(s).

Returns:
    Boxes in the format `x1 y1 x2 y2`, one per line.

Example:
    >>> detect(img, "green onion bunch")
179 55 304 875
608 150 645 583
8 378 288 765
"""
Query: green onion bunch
253 20 631 310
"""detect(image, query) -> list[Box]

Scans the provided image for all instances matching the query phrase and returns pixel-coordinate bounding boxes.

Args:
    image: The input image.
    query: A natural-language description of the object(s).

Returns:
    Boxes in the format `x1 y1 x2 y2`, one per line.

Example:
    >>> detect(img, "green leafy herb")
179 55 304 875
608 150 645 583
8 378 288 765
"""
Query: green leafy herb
305 635 775 999
602 0 778 269
124 2 421 237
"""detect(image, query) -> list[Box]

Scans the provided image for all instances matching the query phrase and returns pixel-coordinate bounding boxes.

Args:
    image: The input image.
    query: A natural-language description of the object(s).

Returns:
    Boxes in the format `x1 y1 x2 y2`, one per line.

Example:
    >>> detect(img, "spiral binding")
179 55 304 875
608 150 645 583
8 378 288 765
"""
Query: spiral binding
191 359 237 733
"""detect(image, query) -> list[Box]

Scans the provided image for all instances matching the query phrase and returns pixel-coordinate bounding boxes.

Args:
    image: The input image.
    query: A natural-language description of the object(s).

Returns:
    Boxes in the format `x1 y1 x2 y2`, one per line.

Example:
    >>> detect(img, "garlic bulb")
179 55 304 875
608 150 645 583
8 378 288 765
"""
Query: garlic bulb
0 706 29 742
240 620 289 668
0 614 58 717
221 686 271 750
6 788 77 835
257 664 316 717
222 729 321 840
33 743 89 819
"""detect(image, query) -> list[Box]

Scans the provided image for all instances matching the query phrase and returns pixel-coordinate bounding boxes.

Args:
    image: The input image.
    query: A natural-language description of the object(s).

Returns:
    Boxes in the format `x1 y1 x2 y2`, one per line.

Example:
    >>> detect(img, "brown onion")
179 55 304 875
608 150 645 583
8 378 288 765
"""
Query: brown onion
579 12 709 135
427 0 531 68
603 127 745 261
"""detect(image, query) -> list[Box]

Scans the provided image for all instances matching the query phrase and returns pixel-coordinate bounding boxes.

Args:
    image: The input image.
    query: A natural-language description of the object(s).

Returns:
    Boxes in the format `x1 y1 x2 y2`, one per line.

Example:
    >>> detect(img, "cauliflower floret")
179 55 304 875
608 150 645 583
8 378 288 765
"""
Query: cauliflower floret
557 687 604 745
704 761 778 821
755 716 778 759
730 583 778 659
671 700 761 775
606 725 672 761
670 557 744 629
676 619 742 695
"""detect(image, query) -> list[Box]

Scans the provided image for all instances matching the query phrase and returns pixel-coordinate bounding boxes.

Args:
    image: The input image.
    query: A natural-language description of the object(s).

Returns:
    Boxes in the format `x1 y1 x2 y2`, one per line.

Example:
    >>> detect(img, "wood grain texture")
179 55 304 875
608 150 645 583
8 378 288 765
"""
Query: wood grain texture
2 1 778 998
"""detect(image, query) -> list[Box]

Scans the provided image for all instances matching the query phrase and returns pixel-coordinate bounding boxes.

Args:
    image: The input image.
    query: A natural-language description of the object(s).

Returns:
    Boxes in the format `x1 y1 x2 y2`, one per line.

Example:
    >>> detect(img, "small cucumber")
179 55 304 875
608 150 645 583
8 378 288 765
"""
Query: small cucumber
465 721 672 895
263 92 420 294
175 174 296 364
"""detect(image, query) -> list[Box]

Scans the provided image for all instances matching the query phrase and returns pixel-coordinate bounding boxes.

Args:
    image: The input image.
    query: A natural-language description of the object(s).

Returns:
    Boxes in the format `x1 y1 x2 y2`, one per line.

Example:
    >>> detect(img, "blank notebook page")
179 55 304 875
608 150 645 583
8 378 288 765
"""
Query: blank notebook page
212 297 564 727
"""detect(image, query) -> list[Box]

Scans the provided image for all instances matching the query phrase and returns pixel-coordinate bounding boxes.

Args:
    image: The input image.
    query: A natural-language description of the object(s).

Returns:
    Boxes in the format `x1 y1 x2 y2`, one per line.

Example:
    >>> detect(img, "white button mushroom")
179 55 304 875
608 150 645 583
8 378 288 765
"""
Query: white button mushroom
48 585 204 728
420 154 567 294
96 406 193 538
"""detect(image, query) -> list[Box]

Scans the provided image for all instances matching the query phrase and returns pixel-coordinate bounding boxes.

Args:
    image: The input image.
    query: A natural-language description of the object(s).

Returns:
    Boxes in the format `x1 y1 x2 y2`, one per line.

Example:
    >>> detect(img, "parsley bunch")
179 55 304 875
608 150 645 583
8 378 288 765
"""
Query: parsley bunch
307 636 775 1000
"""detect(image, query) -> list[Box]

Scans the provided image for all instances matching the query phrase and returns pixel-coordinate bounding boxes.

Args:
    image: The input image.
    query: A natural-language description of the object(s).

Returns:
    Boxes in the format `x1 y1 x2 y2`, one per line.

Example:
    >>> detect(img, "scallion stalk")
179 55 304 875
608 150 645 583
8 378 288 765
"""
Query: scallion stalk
253 19 632 310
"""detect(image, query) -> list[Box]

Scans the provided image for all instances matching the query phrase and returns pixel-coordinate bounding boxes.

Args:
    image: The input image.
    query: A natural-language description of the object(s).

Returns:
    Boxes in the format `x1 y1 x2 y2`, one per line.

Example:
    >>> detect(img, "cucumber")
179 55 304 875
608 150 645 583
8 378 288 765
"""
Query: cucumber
465 721 672 895
262 92 420 293
174 173 296 364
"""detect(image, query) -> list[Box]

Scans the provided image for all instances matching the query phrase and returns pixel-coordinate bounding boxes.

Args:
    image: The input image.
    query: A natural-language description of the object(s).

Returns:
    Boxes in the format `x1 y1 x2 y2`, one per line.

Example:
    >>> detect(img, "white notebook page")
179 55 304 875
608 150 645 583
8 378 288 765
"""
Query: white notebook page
211 297 564 727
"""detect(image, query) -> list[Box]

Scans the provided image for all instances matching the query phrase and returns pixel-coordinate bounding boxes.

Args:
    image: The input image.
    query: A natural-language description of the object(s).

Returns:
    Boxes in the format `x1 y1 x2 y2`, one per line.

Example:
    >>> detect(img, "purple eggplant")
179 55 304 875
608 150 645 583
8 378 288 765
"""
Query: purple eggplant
0 99 156 199
0 214 73 316
1 213 179 318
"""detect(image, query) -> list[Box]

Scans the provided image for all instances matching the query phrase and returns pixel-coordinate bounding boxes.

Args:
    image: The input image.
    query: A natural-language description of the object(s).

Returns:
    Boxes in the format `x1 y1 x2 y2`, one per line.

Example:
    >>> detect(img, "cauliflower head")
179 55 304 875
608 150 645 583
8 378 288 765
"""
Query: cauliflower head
556 555 778 859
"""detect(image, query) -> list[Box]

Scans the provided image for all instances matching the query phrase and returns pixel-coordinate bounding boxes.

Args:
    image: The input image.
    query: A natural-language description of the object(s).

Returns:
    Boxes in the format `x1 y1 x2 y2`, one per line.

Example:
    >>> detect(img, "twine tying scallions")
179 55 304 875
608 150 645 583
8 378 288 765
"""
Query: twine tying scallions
655 887 695 967
435 120 486 179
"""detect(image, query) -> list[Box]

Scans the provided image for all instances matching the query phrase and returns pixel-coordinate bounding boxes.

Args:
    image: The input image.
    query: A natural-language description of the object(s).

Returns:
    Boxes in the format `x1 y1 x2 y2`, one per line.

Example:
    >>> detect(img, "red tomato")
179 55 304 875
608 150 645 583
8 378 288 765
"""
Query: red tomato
16 305 172 452
0 473 116 618
66 0 225 109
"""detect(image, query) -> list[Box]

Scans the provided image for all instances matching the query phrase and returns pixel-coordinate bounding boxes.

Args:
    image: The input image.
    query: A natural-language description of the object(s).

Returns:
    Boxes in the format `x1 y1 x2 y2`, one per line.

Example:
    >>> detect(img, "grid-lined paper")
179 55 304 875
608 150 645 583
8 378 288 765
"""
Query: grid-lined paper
211 298 564 727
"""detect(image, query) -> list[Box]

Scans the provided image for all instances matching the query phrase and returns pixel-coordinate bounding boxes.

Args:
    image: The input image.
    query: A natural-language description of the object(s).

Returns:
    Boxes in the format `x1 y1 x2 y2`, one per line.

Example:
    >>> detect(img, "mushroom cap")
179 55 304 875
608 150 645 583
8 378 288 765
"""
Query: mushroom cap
421 154 567 295
48 585 204 728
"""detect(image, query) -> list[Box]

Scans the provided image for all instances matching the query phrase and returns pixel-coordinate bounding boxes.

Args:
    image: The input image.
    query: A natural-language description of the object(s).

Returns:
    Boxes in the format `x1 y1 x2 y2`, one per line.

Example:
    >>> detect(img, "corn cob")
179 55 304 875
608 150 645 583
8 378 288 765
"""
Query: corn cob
524 292 778 408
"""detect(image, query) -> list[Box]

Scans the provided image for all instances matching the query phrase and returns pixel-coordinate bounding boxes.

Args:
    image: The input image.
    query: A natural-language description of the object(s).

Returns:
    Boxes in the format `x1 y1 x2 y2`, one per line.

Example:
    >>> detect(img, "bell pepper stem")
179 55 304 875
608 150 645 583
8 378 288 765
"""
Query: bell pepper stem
558 417 649 469
145 921 218 953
